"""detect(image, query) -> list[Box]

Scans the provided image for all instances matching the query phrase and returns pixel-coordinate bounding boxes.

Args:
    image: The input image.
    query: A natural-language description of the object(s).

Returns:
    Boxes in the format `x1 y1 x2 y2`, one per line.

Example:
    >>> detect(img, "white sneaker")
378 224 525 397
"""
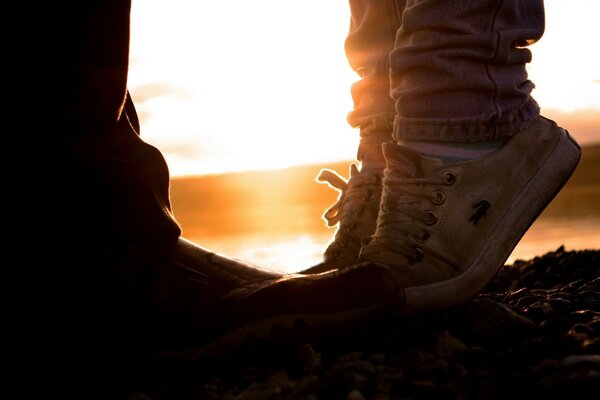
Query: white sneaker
359 116 581 314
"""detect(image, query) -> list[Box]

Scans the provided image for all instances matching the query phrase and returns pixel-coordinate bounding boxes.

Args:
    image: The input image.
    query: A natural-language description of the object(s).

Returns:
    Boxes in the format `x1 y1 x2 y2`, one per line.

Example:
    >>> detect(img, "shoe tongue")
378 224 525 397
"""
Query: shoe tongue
419 154 444 176
383 142 443 177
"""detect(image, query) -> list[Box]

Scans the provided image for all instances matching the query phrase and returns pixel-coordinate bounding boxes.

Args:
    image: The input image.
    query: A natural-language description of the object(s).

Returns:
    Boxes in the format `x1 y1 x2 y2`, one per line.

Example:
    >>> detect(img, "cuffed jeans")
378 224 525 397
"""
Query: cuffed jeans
346 0 545 158
56 0 547 246
59 0 182 246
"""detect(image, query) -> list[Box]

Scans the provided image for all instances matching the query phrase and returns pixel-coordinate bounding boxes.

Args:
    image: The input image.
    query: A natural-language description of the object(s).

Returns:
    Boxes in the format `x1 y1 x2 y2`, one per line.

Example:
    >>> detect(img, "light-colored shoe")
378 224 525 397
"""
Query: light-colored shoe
302 164 383 273
359 116 581 315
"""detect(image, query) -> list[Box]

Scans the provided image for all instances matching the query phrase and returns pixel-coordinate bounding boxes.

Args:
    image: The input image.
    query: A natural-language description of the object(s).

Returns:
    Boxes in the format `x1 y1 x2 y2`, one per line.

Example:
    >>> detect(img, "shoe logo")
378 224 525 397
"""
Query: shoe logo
469 200 490 225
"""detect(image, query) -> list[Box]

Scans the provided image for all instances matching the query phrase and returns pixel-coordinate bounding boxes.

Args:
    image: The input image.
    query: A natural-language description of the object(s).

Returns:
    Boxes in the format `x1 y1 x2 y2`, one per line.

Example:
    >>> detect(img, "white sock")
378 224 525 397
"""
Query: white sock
399 139 507 164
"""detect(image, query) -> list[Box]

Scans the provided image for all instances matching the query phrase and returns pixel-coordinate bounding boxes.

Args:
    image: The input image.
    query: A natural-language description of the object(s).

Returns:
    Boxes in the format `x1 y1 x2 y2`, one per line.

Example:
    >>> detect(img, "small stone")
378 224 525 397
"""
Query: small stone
549 291 574 300
561 354 600 368
569 323 595 336
548 298 572 311
514 295 539 310
582 337 600 352
530 358 560 373
539 316 574 335
578 290 600 300
581 277 600 291
432 358 450 372
434 330 466 358
297 343 322 373
529 288 550 295
370 353 386 364
266 370 292 391
589 317 600 331
569 309 599 323
346 389 366 400
505 287 531 302
524 302 558 321
465 298 536 344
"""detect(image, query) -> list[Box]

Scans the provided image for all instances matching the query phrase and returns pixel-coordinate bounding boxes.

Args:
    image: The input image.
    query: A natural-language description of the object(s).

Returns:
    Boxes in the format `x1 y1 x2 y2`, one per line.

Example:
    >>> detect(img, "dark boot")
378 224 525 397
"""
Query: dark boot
75 237 402 369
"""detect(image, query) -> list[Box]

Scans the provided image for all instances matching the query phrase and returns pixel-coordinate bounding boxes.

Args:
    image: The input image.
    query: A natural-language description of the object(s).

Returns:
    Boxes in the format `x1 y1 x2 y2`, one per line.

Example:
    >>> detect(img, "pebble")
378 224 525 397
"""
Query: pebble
115 248 600 400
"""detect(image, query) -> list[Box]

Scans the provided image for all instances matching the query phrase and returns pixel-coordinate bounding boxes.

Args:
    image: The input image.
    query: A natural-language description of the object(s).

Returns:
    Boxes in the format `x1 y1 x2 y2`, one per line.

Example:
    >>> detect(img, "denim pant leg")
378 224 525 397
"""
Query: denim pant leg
390 0 545 142
346 0 407 163
61 0 182 244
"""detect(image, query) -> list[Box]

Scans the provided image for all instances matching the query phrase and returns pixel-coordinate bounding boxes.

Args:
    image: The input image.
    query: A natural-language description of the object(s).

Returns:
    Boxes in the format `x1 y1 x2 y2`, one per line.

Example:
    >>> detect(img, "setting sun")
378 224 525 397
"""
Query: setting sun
129 0 357 176
129 0 599 178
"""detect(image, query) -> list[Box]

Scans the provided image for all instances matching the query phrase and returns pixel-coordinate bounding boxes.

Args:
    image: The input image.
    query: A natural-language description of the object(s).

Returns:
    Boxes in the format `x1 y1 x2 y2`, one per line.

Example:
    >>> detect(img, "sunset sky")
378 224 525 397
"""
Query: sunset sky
128 0 600 177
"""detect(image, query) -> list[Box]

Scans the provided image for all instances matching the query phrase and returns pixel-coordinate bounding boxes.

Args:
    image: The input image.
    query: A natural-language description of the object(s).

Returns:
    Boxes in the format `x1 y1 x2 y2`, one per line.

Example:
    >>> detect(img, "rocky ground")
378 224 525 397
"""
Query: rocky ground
114 247 598 400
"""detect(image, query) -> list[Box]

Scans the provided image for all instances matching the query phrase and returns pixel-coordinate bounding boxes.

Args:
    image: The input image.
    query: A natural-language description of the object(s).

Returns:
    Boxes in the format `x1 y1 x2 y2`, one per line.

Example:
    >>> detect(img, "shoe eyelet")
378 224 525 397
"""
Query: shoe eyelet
343 223 357 234
424 210 438 225
329 250 342 259
361 191 373 201
443 172 457 186
413 247 424 263
416 231 431 243
339 236 351 248
431 190 446 205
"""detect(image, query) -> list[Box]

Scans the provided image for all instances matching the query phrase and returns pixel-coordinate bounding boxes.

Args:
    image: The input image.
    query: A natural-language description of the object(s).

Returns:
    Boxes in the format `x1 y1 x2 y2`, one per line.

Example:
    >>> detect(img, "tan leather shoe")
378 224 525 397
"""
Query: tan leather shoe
359 116 581 315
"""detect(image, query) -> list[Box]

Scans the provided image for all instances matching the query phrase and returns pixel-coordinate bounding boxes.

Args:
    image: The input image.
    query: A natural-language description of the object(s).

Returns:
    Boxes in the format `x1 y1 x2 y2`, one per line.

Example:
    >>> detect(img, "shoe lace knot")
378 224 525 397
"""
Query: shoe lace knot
317 164 382 259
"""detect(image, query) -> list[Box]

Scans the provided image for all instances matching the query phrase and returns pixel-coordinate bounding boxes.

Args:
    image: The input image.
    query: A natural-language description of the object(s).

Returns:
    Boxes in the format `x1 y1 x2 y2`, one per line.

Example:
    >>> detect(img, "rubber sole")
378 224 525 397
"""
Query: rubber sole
402 127 582 315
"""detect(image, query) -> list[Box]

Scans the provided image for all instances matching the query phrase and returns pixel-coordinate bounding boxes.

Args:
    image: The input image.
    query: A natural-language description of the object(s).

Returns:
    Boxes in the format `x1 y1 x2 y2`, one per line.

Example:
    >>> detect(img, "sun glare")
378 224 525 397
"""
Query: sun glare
527 0 600 112
129 0 358 177
129 0 600 177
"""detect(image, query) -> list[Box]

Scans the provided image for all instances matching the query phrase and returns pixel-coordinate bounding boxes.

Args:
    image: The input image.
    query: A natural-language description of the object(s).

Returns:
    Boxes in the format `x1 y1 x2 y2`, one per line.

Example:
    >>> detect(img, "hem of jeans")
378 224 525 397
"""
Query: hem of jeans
393 98 540 142
348 111 395 133
357 133 393 163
